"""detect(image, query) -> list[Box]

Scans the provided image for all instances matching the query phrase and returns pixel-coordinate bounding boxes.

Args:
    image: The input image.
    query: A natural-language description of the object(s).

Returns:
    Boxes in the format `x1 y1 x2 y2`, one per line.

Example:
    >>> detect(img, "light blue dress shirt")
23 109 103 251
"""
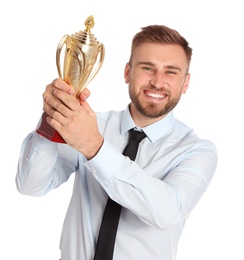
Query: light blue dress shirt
16 106 217 260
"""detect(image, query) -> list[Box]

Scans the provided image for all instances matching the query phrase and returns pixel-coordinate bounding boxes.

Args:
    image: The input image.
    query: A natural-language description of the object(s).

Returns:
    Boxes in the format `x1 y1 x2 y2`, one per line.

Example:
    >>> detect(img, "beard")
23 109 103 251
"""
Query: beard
129 85 182 118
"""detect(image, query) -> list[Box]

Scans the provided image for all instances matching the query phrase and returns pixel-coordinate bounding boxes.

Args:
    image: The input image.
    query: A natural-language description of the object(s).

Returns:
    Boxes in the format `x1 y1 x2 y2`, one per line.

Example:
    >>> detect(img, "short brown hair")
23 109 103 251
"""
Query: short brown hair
129 25 192 70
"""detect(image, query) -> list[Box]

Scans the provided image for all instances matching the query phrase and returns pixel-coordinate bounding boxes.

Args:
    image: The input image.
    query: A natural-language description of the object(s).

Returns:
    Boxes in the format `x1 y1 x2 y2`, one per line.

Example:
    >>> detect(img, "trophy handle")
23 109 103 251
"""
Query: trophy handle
81 43 105 90
56 34 69 79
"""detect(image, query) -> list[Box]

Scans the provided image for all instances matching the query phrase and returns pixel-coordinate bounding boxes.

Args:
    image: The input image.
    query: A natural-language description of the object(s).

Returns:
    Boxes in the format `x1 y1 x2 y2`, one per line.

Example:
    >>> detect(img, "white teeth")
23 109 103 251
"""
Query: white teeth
147 92 165 98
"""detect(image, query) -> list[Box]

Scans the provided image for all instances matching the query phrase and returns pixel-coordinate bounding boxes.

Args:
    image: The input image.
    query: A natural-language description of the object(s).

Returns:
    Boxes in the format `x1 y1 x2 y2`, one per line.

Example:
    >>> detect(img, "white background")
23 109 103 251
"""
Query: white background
1 0 243 259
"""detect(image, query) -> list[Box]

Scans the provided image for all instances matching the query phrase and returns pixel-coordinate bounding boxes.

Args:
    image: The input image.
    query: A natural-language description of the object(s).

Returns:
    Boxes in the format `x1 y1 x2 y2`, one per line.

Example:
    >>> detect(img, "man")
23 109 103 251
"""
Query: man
16 25 217 260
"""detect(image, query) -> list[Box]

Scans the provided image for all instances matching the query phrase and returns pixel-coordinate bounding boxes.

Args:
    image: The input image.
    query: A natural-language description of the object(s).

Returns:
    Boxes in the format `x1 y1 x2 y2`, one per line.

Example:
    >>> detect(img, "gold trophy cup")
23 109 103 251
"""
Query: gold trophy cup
36 15 105 143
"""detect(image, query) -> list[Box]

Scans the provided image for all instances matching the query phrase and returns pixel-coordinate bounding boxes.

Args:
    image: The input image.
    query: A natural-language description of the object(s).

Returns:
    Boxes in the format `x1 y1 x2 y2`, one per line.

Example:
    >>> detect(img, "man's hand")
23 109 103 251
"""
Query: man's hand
43 78 104 159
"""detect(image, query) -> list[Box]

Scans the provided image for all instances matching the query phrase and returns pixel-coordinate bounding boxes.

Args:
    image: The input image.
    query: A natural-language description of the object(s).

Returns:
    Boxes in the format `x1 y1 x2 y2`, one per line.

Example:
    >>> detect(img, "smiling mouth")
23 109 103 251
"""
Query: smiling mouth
144 90 167 99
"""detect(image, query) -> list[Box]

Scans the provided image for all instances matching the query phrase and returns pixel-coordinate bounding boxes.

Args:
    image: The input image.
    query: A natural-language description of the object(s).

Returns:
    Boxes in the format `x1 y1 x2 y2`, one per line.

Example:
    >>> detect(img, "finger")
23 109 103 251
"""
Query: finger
43 102 52 112
45 96 71 122
52 89 80 112
79 88 90 102
45 111 63 132
52 78 74 95
43 79 65 104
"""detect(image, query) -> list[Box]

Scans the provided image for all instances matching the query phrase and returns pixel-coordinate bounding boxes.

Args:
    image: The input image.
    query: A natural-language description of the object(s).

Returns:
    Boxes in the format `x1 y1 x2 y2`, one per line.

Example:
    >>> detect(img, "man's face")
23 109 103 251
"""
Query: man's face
124 42 190 126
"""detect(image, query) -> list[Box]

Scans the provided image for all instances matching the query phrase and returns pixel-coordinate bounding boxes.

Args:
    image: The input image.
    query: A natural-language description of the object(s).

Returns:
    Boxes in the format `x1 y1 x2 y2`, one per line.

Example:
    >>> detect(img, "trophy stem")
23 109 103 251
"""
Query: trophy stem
36 112 66 143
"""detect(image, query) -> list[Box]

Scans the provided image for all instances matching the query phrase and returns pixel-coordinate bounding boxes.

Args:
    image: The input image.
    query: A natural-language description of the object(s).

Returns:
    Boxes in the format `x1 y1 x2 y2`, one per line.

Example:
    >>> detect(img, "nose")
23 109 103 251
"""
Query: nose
149 72 166 89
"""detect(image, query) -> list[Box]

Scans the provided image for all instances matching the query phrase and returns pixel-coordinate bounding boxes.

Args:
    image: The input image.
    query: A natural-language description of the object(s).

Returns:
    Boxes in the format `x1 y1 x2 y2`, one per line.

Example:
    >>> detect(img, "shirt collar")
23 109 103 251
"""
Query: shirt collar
121 105 175 143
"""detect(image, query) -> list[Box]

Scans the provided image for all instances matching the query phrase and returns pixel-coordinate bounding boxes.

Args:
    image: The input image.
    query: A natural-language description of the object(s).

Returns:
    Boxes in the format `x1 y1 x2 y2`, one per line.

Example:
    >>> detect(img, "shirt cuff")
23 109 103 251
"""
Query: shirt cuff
84 140 124 187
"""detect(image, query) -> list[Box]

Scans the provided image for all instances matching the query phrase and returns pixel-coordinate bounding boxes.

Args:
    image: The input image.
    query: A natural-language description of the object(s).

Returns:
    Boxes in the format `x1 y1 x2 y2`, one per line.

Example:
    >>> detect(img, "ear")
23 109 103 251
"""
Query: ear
182 73 190 94
124 63 130 84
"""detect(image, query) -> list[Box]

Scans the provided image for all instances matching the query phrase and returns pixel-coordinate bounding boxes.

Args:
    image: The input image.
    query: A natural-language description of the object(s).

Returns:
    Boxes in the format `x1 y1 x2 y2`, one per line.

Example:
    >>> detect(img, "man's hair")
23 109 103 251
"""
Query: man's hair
129 25 193 70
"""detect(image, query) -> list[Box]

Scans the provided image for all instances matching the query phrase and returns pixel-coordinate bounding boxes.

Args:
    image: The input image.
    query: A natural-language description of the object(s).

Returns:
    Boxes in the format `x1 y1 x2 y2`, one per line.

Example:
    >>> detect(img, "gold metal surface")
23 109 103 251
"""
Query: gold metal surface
56 15 105 97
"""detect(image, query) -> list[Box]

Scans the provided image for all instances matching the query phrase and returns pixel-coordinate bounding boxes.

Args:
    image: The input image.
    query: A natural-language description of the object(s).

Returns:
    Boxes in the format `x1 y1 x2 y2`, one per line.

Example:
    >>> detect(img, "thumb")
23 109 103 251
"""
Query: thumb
79 87 90 102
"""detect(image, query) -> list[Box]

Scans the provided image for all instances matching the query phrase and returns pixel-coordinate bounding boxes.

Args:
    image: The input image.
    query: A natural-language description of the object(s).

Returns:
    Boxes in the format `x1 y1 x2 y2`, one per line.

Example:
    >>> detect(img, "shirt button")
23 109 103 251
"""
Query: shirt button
26 157 29 162
91 168 96 174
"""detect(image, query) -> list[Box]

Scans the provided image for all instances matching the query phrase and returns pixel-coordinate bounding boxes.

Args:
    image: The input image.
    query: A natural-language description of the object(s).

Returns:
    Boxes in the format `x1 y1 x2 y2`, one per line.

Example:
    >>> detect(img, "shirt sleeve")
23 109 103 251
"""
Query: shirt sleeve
84 139 217 229
16 131 79 196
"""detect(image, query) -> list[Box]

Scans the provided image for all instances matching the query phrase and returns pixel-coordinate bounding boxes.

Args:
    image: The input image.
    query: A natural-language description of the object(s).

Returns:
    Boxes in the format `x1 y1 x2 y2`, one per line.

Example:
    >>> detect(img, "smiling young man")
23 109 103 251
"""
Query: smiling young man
125 41 190 126
16 25 217 260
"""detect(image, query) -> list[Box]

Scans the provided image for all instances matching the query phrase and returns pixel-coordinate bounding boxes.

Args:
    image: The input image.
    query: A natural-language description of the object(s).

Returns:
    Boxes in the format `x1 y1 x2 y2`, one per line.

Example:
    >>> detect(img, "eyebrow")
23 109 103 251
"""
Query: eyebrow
138 61 154 66
138 62 182 72
165 65 182 72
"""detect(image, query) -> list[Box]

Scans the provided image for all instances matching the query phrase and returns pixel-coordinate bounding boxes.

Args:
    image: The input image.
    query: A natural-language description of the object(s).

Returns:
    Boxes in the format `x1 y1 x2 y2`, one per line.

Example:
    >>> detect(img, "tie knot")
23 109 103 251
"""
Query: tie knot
128 129 146 143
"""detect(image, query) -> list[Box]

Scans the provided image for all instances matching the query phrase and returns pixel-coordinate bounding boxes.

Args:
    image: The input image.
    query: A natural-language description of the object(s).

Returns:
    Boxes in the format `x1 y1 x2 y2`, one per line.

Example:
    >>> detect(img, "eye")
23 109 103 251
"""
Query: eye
166 70 177 75
141 66 154 72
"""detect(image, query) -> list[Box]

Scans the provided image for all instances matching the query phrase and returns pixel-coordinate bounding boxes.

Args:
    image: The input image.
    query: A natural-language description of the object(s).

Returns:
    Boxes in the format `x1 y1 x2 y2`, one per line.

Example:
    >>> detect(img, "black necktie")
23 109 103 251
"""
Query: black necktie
93 129 147 260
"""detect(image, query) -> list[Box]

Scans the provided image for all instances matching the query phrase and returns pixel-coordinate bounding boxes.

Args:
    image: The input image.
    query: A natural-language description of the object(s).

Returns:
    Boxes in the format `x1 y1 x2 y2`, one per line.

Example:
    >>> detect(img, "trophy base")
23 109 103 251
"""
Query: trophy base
36 112 66 143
